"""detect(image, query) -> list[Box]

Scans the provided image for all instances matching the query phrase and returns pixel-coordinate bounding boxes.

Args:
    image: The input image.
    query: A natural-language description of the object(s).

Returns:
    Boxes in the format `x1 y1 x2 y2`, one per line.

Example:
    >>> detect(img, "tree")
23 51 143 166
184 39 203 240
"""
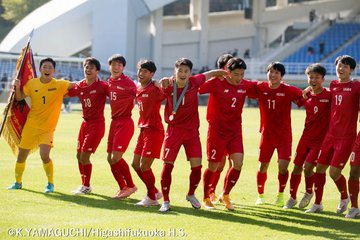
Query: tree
2 0 49 24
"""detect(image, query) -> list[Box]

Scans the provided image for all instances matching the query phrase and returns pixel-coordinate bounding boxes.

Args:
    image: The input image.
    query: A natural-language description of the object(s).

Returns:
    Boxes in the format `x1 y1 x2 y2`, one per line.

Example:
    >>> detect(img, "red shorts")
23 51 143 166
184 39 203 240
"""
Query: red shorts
258 135 292 163
77 120 105 153
206 125 243 162
107 118 134 153
317 134 355 169
350 132 360 166
162 126 202 162
134 128 164 159
293 137 320 166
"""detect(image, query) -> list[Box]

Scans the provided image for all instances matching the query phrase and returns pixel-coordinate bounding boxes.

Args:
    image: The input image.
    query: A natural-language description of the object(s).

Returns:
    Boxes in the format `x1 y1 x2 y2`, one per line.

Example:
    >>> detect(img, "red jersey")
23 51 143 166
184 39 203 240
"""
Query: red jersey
199 77 255 136
300 88 331 145
136 81 165 131
108 74 136 119
67 79 109 121
327 80 360 138
162 74 205 130
254 82 302 143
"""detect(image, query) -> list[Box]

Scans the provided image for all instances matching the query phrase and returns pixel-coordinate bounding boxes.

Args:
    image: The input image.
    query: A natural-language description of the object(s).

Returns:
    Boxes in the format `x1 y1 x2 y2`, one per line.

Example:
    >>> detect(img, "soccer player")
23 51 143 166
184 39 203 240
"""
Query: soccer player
253 62 303 207
158 58 227 212
67 57 109 194
107 54 137 199
132 59 164 206
306 55 360 214
346 132 360 218
207 53 233 204
199 57 255 210
283 63 331 209
8 57 75 193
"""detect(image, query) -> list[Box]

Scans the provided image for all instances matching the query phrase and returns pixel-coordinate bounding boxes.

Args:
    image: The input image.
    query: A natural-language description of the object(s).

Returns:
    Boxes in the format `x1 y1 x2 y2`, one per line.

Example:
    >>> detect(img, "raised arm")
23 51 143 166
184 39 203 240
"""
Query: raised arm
202 69 227 81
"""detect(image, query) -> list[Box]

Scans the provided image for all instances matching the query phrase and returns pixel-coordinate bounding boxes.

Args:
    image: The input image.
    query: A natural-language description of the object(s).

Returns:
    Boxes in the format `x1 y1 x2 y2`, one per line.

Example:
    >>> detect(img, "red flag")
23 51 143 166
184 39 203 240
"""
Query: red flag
1 46 37 155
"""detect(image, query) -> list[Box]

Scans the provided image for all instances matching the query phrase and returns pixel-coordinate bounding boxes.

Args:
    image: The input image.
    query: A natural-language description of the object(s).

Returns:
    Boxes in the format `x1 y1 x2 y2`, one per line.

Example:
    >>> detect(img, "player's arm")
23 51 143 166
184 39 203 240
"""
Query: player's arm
202 69 227 81
13 79 25 101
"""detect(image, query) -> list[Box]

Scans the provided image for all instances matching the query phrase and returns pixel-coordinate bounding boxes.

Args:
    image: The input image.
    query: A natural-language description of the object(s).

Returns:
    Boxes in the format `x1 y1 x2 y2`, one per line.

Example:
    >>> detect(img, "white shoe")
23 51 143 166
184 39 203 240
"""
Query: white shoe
336 197 350 214
135 196 159 206
255 194 265 205
186 195 201 209
159 201 171 212
345 207 360 218
72 185 92 195
298 192 313 209
305 203 323 213
283 197 297 209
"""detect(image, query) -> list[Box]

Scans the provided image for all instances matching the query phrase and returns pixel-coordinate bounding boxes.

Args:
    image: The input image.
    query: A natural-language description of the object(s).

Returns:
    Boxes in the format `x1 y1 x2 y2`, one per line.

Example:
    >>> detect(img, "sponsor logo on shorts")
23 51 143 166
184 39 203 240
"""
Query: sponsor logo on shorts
117 146 123 149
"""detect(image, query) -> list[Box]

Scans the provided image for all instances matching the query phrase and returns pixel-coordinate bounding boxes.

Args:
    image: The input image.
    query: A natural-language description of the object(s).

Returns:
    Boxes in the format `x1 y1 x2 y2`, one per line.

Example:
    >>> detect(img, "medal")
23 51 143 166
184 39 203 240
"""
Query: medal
171 80 189 121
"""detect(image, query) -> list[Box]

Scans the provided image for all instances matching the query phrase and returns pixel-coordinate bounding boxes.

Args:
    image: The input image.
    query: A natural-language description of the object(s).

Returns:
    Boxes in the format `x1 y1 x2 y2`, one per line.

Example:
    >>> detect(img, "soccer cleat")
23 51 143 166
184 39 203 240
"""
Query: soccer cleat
336 197 350 214
305 203 323 213
155 190 163 200
219 194 234 211
45 183 54 193
255 194 265 205
113 186 137 199
275 192 285 207
298 192 314 209
203 198 215 210
209 192 217 204
135 196 159 206
159 201 171 212
283 197 297 209
345 207 360 218
186 195 201 209
72 185 92 195
7 182 22 190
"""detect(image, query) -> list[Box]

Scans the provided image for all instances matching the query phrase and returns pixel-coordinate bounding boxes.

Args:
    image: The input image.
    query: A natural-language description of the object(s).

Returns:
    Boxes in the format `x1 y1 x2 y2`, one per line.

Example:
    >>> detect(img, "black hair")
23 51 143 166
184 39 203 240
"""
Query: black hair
217 54 233 69
305 63 326 77
108 54 126 66
175 58 193 71
40 57 56 68
83 57 101 71
266 62 286 76
226 57 247 71
335 55 357 70
137 59 157 73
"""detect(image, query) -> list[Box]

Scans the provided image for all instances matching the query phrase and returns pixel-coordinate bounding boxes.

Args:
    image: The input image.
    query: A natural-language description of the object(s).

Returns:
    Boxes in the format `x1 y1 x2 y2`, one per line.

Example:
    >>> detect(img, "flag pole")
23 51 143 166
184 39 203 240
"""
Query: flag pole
0 29 34 136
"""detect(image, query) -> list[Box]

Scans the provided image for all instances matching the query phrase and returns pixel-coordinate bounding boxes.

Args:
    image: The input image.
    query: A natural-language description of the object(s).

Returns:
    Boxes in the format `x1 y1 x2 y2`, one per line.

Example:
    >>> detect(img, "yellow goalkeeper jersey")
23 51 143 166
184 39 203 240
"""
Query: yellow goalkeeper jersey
23 78 70 131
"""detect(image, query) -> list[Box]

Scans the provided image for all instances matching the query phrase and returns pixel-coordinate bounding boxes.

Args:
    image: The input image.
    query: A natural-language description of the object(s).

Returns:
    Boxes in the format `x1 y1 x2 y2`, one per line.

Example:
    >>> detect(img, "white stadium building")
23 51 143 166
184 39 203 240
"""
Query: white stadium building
0 0 359 90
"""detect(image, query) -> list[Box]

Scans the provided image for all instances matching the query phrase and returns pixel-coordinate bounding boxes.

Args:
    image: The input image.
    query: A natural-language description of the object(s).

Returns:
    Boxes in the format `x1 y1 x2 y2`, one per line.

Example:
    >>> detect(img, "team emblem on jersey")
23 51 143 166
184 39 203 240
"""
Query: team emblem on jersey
224 89 229 93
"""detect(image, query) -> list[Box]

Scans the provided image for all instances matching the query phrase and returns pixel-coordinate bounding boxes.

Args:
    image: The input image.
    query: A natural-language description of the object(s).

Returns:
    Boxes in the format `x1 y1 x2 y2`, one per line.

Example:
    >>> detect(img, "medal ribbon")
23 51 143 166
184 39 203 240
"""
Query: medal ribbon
172 80 189 115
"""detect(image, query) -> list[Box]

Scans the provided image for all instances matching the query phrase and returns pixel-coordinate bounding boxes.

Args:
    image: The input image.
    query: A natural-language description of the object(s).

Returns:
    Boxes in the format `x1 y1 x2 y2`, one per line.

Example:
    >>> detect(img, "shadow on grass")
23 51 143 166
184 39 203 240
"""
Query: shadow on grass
22 189 358 240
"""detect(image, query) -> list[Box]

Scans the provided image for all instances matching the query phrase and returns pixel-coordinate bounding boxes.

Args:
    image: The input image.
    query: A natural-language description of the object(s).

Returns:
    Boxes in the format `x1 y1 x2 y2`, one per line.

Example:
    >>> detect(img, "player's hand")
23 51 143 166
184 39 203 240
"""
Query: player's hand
302 86 311 99
159 77 171 88
12 79 20 89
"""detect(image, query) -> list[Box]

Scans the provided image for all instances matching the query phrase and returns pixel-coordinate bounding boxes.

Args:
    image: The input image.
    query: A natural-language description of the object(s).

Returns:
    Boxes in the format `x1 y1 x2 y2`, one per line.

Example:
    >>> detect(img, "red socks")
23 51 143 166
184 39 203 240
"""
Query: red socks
142 169 156 200
110 160 126 189
348 178 359 208
203 168 215 199
223 167 240 195
117 158 135 188
278 171 289 193
161 163 174 202
334 174 348 200
305 174 315 194
314 172 326 204
289 173 301 199
257 171 267 194
188 165 202 196
78 162 92 187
